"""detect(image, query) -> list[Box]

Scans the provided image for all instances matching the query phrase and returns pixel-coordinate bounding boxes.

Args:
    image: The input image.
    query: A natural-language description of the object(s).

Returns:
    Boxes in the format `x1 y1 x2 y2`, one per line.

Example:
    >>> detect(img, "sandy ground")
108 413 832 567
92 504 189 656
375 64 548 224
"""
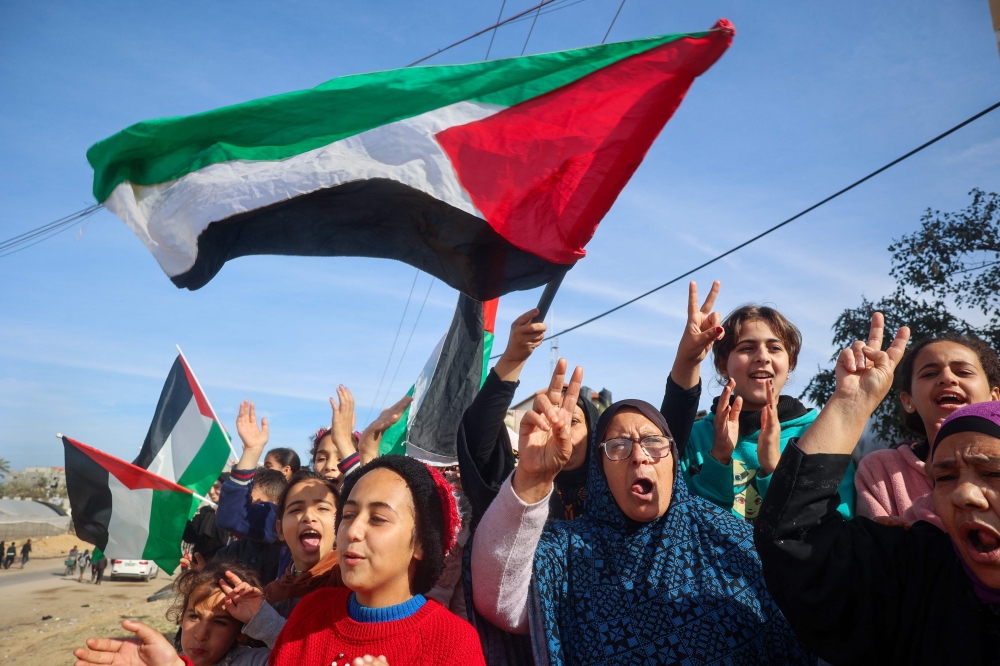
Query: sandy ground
10 534 85 560
0 558 179 665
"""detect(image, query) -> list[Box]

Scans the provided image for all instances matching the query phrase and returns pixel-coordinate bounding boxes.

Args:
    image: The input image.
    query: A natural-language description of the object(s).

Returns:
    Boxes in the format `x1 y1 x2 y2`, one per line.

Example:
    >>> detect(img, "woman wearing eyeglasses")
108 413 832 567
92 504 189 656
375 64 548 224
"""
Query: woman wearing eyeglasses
470 362 814 665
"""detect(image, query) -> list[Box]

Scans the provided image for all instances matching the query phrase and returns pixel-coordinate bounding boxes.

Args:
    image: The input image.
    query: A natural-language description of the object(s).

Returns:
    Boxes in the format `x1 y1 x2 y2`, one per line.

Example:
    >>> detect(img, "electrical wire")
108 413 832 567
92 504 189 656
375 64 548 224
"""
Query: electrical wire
0 204 103 255
484 0 508 60
366 269 420 423
383 277 435 409
491 99 1000 358
520 4 544 55
602 0 627 44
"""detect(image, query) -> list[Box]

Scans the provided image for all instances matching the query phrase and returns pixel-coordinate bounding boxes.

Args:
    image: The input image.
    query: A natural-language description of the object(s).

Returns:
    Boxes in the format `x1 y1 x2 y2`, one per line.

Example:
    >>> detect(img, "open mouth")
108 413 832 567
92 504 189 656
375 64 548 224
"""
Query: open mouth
749 371 773 383
630 477 654 500
298 529 322 553
934 391 967 410
961 523 1000 564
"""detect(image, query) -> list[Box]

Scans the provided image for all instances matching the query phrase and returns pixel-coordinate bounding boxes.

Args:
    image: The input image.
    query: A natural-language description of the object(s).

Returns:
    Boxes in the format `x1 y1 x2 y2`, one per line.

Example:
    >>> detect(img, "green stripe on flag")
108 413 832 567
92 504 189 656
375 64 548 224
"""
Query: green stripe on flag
88 32 704 201
143 489 200 572
481 331 494 388
379 386 414 457
175 420 231 504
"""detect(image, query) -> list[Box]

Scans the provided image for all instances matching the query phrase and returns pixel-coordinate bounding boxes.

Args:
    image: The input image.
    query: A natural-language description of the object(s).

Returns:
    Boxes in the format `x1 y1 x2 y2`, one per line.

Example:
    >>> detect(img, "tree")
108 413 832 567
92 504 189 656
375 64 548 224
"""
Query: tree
803 189 1000 443
0 458 8 481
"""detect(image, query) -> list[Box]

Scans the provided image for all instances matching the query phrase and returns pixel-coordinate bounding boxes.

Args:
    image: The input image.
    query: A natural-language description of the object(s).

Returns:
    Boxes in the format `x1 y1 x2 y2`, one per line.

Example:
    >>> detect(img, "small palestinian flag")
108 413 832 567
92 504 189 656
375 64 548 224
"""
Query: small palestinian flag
380 295 497 464
87 22 733 301
64 436 199 571
132 353 232 498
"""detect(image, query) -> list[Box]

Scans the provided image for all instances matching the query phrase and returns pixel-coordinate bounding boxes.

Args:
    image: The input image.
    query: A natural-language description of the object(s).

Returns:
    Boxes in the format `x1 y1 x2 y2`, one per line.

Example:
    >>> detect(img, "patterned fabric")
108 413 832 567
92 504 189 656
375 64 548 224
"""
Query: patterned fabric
529 399 814 666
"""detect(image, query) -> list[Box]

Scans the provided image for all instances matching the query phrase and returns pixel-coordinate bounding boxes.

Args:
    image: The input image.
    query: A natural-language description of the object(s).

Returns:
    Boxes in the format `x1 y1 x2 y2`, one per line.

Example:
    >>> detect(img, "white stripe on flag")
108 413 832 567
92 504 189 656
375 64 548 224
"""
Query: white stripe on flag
105 473 153 560
106 101 504 277
145 397 213 485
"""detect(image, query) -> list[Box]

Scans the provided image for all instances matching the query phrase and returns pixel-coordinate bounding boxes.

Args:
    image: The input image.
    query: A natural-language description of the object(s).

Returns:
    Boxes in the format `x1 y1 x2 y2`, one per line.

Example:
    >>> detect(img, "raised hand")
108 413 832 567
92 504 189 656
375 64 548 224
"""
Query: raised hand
358 394 413 464
757 379 781 476
235 400 268 470
495 309 547 382
833 312 910 413
710 379 741 466
329 385 358 460
671 281 723 389
219 570 264 624
797 313 910 457
512 360 583 504
73 620 184 666
179 551 205 573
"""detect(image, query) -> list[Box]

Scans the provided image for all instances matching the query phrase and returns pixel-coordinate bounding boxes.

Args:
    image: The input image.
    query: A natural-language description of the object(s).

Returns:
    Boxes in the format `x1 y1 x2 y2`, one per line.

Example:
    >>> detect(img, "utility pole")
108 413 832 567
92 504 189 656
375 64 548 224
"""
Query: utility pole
549 308 560 376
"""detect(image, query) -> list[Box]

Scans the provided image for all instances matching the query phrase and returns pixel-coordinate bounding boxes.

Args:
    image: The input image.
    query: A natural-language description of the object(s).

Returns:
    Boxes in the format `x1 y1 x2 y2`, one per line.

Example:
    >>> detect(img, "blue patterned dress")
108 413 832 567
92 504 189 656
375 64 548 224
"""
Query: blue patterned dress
528 399 814 666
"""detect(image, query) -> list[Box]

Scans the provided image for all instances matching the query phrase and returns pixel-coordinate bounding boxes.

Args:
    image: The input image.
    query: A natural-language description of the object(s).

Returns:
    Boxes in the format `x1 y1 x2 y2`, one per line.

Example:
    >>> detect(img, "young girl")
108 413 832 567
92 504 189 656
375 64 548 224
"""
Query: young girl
264 469 343 617
855 333 1000 521
263 447 300 481
677 303 856 521
71 560 281 666
266 455 484 665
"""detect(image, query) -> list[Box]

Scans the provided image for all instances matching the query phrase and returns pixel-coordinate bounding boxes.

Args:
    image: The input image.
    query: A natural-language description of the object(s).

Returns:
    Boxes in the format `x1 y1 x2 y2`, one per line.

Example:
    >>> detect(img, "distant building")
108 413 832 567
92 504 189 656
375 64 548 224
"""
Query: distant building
7 466 67 492
506 386 613 446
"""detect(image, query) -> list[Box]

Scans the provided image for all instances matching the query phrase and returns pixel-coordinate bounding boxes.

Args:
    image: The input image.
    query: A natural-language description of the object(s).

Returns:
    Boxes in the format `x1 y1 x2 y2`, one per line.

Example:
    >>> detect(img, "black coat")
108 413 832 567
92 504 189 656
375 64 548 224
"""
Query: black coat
213 537 283 586
755 442 1000 665
183 506 230 560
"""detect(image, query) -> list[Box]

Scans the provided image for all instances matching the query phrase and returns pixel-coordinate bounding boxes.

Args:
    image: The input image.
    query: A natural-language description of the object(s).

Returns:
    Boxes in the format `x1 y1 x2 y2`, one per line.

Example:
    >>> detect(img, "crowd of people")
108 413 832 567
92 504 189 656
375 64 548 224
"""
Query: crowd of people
69 280 1000 665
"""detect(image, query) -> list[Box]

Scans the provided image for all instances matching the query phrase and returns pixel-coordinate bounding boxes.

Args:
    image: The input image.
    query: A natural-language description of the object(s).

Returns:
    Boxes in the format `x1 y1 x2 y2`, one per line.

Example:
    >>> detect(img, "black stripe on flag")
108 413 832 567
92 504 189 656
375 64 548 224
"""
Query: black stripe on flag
170 179 567 301
63 437 112 551
132 357 192 470
408 294 485 459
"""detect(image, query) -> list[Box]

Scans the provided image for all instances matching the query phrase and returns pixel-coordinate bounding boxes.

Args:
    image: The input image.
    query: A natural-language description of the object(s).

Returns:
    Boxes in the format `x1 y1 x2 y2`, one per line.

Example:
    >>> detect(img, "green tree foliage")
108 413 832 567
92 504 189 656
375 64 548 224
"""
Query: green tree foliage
0 458 9 481
803 189 1000 443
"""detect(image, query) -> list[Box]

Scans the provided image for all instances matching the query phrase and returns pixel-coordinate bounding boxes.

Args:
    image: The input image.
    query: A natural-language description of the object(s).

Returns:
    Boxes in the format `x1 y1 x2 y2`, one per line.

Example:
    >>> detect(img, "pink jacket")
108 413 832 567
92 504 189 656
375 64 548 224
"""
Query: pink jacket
855 443 933 519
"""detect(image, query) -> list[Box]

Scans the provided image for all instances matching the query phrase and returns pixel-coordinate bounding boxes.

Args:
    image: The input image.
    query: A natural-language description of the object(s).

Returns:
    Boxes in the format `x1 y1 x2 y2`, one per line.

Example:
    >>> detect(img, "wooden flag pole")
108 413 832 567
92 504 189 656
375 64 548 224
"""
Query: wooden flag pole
175 345 240 463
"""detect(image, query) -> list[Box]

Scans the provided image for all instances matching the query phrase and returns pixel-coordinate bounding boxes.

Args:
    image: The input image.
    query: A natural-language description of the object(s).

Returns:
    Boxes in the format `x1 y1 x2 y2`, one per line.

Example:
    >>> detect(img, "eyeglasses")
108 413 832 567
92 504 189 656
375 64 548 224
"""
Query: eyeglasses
600 435 674 461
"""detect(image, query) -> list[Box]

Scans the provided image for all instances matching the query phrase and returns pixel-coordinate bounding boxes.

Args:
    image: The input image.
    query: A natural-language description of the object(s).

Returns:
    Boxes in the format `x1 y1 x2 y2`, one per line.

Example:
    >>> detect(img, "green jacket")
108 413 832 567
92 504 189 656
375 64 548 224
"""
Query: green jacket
681 406 856 521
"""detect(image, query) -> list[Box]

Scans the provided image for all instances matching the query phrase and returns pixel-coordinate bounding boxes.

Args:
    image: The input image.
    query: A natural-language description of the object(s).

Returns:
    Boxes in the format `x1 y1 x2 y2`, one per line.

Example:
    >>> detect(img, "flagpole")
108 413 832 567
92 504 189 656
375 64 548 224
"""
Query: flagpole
175 345 240 463
532 268 570 323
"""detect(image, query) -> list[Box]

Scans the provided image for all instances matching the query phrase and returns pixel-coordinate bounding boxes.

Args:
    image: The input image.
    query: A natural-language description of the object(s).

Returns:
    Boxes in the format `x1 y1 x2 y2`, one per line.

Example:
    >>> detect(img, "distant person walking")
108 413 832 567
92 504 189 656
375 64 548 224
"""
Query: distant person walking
77 549 90 581
20 539 31 568
94 556 108 585
65 545 79 576
3 542 15 569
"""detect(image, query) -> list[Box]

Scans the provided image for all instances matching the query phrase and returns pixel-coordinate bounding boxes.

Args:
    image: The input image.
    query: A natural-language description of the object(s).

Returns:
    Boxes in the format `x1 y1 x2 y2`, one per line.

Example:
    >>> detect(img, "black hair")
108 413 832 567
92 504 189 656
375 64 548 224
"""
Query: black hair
308 428 360 462
275 469 340 521
896 333 1000 436
265 447 301 474
336 456 445 595
252 468 288 504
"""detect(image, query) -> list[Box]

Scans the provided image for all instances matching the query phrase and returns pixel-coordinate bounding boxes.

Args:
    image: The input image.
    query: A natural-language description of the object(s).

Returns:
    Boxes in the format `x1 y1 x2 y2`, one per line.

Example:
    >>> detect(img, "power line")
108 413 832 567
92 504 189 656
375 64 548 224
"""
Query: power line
0 204 104 259
366 269 420 423
408 0 557 66
491 99 1000 358
484 0 507 60
521 4 544 55
602 0 627 44
383 277 435 409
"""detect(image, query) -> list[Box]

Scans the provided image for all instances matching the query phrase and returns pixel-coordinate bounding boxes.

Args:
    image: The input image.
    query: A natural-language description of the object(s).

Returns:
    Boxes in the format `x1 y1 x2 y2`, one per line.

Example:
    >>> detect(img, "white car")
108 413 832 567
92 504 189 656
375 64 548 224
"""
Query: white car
109 559 159 582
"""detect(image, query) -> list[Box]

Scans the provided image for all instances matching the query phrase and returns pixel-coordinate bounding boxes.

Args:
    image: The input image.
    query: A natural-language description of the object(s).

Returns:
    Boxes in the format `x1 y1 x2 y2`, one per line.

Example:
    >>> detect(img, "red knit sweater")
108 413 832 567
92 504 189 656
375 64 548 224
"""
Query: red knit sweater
268 587 485 666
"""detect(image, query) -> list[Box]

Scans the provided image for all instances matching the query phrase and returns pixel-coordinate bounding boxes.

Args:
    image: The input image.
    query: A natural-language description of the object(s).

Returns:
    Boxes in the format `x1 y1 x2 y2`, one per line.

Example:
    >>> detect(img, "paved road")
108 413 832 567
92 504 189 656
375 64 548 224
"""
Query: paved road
0 558 68 589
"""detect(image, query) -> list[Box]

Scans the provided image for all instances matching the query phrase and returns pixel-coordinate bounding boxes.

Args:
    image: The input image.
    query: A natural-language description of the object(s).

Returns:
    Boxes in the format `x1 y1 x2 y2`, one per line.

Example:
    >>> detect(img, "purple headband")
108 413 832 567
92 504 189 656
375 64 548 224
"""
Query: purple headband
930 401 1000 460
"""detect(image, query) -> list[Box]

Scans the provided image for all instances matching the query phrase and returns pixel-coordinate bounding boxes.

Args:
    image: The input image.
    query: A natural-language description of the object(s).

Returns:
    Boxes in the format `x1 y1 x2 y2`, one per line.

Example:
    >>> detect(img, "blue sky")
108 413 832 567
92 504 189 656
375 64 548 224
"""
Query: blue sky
1 1 998 471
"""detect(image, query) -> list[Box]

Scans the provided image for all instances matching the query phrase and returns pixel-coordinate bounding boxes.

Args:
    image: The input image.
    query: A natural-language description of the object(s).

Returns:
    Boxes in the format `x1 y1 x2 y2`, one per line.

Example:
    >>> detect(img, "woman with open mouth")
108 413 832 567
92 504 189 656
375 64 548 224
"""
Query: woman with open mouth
855 333 1000 524
471 362 812 664
755 313 1000 663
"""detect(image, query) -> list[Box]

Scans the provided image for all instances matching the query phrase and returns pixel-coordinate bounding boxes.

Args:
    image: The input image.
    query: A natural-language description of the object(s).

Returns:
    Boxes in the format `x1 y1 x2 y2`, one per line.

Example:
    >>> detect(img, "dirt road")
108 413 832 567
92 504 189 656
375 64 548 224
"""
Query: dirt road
0 559 178 665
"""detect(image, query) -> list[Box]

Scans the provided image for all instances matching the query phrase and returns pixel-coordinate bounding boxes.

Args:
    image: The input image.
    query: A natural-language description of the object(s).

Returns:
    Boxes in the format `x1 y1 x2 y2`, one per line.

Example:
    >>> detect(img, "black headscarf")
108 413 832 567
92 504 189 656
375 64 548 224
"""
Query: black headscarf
547 387 600 520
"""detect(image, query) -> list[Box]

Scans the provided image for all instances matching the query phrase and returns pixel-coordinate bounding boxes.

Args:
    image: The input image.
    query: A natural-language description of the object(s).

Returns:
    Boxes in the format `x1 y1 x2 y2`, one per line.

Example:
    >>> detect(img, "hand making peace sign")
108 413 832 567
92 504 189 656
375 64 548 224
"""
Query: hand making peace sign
672 281 723 389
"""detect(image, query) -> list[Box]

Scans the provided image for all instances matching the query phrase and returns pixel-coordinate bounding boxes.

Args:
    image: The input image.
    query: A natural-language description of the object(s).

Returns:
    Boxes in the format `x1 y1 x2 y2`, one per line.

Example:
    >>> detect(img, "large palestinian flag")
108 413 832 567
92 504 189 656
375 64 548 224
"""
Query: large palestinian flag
379 295 497 464
132 353 232 498
64 436 199 571
87 22 733 301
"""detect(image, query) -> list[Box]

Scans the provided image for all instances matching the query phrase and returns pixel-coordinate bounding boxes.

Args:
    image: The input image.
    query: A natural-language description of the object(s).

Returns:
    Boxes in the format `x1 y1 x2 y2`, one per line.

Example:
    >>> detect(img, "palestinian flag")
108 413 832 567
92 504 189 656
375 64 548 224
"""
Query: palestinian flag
63 436 199 571
380 295 497 464
87 22 733 301
132 353 232 498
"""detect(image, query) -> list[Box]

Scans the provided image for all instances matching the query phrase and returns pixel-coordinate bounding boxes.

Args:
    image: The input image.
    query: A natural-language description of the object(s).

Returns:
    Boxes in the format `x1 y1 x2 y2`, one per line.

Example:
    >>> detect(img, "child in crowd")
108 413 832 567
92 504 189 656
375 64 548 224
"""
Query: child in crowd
213 468 287 585
855 333 1000 522
266 456 484 665
672 297 855 520
264 469 343 617
263 447 300 481
72 560 282 666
